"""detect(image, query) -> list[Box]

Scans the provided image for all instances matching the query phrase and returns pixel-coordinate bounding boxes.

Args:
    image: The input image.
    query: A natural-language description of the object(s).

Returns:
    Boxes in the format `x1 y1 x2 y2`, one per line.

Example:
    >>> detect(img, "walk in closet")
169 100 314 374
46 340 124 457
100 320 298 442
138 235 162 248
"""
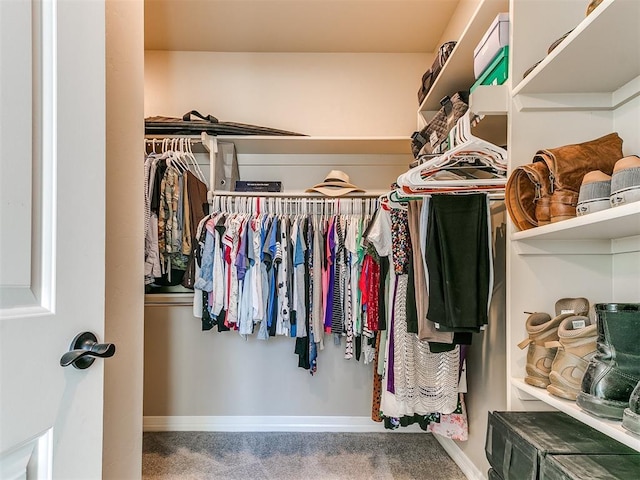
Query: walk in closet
141 0 640 478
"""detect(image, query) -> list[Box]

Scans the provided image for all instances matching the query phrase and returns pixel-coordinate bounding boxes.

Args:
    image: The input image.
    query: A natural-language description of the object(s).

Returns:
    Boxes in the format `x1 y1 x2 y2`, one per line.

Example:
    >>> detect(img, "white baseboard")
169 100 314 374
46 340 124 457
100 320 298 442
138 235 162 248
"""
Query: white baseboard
433 435 485 480
143 415 428 433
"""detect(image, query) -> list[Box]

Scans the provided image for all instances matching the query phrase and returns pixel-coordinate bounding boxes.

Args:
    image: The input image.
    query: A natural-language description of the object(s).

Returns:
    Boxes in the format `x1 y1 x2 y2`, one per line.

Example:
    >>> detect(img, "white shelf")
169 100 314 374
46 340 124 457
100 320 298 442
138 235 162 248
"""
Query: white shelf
470 85 509 115
209 190 387 198
417 0 509 115
144 293 193 306
146 134 412 155
512 378 640 452
217 136 412 155
512 202 640 255
512 0 640 109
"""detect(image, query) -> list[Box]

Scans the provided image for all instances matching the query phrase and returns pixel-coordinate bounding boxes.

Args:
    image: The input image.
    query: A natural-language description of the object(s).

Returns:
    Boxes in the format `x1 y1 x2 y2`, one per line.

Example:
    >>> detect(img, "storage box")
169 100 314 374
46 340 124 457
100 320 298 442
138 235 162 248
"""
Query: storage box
485 411 637 480
474 12 509 78
234 180 282 192
541 454 640 480
470 46 508 93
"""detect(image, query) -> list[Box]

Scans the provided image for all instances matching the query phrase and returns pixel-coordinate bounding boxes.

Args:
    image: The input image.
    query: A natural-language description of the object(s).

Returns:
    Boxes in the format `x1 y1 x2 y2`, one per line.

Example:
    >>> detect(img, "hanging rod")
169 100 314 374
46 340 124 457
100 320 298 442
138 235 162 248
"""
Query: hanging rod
209 190 387 199
144 138 204 146
144 134 203 141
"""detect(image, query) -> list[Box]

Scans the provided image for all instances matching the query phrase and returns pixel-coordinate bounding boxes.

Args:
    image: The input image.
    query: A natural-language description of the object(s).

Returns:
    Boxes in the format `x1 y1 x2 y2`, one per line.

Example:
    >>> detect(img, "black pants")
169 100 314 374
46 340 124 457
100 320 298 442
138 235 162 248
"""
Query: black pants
426 194 489 332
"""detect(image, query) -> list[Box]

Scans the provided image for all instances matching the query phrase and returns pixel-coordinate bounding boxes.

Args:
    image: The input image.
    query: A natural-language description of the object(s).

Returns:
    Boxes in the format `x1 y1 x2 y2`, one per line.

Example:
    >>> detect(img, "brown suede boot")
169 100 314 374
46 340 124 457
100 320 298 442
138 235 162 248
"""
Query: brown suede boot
546 315 597 400
518 298 589 388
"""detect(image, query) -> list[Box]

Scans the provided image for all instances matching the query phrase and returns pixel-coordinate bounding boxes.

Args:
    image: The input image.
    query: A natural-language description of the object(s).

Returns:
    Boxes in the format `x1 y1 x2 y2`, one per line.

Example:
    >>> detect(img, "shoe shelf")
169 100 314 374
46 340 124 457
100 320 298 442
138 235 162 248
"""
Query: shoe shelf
512 0 640 111
512 202 640 255
512 378 640 452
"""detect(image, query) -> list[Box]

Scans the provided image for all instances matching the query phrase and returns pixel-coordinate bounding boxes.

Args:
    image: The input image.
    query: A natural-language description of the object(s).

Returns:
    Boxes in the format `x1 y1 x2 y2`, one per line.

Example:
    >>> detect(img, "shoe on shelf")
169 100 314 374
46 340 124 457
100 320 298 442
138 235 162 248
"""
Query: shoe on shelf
610 156 640 208
576 170 611 216
623 380 640 435
518 298 590 389
546 314 597 400
577 303 640 420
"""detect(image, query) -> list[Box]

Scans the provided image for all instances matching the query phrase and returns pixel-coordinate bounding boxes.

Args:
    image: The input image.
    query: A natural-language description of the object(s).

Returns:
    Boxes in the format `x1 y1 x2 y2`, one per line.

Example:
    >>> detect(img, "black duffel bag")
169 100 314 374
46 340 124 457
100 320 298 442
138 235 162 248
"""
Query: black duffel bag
417 41 457 104
145 110 306 136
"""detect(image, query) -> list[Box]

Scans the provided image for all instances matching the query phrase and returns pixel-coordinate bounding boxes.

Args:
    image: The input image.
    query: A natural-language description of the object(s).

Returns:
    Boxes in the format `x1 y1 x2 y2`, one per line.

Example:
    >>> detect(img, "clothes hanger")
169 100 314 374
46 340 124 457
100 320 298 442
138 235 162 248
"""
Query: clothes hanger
400 112 507 194
185 138 208 186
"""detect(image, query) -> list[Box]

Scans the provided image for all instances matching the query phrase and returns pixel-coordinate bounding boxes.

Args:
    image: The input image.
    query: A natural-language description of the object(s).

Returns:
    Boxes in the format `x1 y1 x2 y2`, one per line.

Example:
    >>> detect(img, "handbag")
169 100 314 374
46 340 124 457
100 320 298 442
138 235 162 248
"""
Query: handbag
411 91 469 159
417 41 457 104
506 133 623 230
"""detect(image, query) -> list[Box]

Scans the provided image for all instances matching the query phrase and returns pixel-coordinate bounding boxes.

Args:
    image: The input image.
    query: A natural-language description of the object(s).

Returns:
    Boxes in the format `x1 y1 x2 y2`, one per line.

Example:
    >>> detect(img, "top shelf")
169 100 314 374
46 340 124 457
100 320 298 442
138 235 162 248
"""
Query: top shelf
216 136 412 155
145 134 412 155
512 0 640 107
417 0 509 114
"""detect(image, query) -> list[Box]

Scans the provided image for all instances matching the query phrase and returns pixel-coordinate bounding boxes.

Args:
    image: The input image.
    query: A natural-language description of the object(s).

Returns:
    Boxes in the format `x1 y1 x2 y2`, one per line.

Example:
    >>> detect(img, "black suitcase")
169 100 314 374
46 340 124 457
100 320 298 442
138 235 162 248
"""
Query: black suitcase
488 468 504 480
541 454 640 480
145 110 305 136
486 411 637 480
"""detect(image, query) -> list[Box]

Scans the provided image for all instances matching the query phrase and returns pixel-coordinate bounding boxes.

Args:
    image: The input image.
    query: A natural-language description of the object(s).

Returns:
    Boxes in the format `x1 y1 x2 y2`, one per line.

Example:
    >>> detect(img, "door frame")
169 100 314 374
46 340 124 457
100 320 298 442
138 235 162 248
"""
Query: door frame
102 0 145 478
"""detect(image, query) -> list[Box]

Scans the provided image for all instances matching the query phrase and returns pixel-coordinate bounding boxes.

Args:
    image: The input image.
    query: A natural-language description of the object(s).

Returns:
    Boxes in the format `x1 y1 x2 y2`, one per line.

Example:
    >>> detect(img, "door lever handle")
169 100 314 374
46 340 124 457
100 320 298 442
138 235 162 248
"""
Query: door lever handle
60 332 116 369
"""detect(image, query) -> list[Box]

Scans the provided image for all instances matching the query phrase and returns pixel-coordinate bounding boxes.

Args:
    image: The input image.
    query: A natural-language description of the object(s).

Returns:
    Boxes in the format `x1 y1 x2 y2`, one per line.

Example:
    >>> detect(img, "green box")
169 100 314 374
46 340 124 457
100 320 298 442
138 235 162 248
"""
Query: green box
471 45 509 93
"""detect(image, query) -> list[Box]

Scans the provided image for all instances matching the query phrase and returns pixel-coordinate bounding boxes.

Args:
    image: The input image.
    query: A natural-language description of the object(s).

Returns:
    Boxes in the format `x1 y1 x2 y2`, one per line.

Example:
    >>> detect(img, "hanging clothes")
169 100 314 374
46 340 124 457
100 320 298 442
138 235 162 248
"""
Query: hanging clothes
144 144 209 288
425 194 492 332
191 196 379 374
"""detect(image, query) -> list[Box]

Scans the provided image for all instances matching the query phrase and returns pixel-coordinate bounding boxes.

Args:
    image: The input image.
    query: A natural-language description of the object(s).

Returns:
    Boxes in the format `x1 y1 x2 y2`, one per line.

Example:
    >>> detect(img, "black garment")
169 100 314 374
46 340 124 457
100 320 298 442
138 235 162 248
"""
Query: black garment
201 290 214 331
217 309 230 332
405 259 418 334
150 160 166 215
426 194 490 331
429 332 473 353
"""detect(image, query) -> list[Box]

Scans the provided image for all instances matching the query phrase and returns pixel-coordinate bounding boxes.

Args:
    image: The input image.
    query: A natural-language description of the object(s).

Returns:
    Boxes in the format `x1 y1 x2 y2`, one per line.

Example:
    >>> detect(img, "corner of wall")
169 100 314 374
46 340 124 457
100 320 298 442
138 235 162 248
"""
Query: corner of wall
103 1 145 479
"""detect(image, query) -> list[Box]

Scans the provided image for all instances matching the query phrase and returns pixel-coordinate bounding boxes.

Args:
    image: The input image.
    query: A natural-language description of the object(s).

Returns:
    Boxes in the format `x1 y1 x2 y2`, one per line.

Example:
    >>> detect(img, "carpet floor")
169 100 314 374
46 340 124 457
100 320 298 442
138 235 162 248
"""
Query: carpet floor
142 432 466 480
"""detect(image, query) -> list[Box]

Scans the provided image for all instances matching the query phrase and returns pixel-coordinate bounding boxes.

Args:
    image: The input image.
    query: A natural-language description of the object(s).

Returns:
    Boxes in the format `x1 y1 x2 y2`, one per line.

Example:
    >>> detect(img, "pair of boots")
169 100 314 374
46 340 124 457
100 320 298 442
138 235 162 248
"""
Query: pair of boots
576 155 640 216
575 303 640 431
518 298 595 400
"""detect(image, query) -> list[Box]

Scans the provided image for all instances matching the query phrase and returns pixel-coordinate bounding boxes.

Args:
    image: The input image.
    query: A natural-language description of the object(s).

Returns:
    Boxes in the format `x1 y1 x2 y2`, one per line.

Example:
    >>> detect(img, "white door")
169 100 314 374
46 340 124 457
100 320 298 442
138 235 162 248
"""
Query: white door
0 0 108 478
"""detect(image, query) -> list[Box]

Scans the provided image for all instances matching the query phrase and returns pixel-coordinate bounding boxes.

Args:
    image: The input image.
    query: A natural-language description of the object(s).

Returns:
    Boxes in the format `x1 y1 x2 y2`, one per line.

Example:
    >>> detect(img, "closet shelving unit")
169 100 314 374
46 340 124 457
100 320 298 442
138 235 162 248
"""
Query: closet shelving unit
211 136 411 155
417 0 509 124
507 0 640 452
145 132 411 198
416 0 510 153
146 133 411 155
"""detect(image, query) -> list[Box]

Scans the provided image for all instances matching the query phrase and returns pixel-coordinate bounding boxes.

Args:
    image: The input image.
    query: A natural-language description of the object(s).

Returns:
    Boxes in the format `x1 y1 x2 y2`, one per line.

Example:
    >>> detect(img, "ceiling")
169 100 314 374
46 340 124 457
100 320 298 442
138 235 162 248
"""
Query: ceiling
145 0 461 53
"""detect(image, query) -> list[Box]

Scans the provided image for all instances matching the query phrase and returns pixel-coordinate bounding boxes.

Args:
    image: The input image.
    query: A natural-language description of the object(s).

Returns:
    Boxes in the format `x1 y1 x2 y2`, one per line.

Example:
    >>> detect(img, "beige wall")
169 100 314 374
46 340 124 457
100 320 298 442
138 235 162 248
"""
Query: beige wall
458 209 507 474
144 51 430 136
103 1 145 478
437 0 484 46
144 306 374 417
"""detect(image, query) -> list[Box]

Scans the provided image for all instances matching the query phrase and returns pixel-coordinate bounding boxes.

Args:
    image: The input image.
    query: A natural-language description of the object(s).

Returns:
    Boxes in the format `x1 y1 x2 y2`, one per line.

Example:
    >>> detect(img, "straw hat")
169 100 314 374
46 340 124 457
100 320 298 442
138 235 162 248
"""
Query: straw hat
305 170 365 197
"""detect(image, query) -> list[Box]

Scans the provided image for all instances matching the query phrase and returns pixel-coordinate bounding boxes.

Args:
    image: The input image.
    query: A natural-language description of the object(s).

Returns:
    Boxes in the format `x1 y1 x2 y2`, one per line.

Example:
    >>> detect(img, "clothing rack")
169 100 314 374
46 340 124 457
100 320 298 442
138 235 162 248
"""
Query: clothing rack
210 193 380 217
